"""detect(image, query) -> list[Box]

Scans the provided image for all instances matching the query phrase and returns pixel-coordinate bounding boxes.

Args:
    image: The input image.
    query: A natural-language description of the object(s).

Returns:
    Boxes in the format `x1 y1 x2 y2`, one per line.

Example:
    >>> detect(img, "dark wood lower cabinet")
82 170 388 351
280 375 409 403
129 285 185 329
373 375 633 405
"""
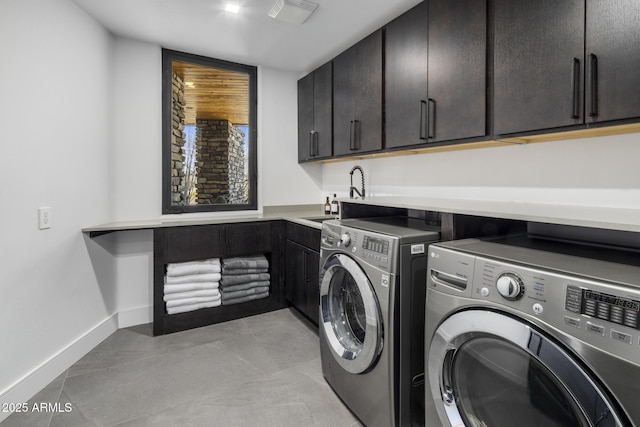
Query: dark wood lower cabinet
153 221 286 336
285 241 319 325
285 222 321 325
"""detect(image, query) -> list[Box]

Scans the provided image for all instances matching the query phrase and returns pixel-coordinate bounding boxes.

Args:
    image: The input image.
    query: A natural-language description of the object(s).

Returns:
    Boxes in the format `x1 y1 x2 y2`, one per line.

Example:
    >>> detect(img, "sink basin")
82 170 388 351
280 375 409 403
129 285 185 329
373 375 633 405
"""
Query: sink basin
305 217 329 223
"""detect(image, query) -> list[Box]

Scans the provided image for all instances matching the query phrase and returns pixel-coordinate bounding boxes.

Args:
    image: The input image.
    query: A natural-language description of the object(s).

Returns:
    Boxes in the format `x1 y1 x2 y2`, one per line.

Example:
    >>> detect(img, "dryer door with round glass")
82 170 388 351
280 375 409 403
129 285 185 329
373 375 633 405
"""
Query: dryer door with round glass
320 253 382 374
428 310 625 427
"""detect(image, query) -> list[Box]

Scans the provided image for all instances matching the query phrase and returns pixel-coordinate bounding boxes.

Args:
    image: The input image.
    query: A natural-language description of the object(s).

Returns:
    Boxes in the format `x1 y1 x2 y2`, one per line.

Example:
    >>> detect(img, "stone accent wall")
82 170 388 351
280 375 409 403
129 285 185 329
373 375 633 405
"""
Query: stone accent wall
171 73 187 204
196 119 247 204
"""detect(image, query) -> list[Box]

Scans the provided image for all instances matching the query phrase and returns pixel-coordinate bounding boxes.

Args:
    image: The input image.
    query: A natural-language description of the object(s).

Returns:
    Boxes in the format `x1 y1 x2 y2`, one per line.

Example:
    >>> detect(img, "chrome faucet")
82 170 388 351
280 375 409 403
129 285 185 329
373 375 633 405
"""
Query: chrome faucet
349 165 365 199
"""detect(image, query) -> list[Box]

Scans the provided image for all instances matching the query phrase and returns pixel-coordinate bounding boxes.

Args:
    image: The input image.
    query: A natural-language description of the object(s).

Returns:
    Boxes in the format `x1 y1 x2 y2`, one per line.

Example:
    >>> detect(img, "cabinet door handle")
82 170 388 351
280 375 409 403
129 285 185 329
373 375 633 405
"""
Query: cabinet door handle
589 53 598 117
350 120 360 150
303 250 308 282
314 131 319 156
428 98 436 139
419 100 428 140
571 58 581 119
309 130 318 157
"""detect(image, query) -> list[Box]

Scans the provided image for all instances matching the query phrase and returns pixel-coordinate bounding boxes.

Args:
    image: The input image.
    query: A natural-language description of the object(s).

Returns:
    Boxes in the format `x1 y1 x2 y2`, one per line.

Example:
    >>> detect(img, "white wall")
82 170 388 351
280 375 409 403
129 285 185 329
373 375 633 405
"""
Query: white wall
105 41 324 328
321 133 640 211
0 0 117 415
258 67 323 207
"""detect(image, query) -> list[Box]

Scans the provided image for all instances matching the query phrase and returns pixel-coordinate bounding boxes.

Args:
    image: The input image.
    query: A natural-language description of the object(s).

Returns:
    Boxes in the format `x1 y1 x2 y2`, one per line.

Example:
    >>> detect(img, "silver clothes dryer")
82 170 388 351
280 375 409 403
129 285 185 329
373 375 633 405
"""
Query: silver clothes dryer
425 236 640 426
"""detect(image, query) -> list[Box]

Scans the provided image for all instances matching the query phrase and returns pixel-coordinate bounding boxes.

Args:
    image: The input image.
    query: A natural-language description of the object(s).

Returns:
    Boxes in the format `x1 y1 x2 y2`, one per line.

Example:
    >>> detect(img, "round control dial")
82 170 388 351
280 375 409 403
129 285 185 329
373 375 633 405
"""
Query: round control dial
496 273 524 300
340 232 351 247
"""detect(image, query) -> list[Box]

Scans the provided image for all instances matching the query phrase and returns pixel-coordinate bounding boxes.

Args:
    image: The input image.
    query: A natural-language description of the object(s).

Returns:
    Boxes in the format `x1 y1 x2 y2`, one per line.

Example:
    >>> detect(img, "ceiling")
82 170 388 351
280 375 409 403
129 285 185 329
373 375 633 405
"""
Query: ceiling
172 60 250 124
71 0 423 74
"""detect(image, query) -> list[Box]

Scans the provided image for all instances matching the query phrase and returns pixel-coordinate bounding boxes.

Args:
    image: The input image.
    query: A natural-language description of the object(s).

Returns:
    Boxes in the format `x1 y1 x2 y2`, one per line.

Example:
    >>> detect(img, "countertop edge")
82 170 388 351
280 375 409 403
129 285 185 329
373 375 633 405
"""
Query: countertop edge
82 205 332 235
340 197 640 233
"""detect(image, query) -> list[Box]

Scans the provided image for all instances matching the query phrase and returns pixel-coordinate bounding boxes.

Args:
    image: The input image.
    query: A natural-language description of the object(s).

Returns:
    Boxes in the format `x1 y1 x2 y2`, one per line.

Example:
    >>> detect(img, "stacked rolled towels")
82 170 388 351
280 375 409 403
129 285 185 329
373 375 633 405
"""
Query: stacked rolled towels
164 258 222 314
220 254 270 305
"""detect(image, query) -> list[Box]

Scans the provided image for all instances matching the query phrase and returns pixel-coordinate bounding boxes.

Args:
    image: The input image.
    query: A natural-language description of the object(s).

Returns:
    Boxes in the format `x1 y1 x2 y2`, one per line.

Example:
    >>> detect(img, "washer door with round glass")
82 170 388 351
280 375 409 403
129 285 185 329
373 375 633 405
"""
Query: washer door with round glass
428 310 625 427
320 253 383 374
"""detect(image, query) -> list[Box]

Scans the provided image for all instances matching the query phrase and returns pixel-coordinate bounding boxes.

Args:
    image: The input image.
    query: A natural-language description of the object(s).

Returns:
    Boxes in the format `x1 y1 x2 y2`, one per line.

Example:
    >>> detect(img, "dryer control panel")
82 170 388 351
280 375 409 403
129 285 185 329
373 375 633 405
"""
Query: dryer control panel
427 241 640 366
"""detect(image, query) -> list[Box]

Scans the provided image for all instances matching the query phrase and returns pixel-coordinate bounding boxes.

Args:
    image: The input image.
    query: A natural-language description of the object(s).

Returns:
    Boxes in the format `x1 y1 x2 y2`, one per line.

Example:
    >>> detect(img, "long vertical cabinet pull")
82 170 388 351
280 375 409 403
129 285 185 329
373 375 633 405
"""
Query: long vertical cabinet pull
349 120 360 150
313 132 318 156
589 53 598 117
571 58 581 119
302 250 308 282
428 98 436 139
309 131 319 157
419 101 428 140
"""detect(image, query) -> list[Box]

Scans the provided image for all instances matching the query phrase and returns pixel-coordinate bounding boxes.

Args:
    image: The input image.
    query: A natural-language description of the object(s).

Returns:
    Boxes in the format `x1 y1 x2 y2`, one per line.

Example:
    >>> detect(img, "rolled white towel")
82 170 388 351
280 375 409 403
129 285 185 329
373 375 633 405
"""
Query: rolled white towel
166 295 221 308
167 259 221 277
166 300 221 314
165 272 221 284
163 282 219 295
163 289 221 302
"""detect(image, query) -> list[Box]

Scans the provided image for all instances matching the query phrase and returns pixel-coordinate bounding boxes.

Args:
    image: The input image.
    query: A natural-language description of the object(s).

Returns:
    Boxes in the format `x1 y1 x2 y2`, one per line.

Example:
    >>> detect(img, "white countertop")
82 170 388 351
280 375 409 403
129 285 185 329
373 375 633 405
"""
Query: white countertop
83 197 640 236
82 204 333 236
340 196 640 233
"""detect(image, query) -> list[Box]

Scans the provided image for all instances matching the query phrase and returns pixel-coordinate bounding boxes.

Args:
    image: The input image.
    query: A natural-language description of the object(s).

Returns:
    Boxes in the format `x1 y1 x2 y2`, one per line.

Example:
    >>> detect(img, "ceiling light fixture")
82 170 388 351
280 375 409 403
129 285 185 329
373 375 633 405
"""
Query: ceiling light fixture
268 0 319 25
225 3 240 14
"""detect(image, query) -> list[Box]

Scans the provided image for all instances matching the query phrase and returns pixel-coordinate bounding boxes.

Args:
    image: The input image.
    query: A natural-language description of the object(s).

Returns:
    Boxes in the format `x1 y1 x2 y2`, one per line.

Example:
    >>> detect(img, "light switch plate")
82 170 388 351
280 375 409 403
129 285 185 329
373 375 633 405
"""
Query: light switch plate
38 207 51 229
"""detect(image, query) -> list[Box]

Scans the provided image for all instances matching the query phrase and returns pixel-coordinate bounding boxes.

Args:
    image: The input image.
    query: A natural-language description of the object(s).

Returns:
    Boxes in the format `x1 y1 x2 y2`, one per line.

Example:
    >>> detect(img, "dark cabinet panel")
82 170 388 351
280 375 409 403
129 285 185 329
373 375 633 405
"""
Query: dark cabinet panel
304 247 320 324
586 0 640 123
313 62 333 158
386 0 486 149
286 240 320 325
333 29 383 156
385 1 429 149
285 240 305 310
428 0 487 142
298 61 333 161
285 222 321 325
297 73 314 161
223 222 272 256
494 0 585 135
165 225 224 263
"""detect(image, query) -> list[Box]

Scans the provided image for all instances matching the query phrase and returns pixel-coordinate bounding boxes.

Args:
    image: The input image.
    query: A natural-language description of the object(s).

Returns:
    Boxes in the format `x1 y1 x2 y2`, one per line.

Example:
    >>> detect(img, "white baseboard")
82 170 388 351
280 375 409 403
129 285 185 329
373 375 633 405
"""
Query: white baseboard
0 314 118 423
117 305 152 328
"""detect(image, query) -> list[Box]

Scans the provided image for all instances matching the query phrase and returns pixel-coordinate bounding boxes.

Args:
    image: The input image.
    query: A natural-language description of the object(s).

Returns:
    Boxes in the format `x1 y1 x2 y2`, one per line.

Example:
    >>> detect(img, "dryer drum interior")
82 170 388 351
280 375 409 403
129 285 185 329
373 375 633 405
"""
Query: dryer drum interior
428 310 623 427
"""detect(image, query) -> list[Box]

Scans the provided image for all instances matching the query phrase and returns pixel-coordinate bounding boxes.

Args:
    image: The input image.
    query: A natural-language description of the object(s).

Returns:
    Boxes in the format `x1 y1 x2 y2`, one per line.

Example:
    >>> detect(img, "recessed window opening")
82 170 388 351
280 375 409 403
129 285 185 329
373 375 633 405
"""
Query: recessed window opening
162 49 257 214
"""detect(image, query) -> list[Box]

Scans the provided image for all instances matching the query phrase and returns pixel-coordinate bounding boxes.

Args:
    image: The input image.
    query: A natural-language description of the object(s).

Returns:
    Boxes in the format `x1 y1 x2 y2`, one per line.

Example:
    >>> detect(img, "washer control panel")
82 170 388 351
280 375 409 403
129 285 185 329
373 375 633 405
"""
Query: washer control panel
321 221 397 272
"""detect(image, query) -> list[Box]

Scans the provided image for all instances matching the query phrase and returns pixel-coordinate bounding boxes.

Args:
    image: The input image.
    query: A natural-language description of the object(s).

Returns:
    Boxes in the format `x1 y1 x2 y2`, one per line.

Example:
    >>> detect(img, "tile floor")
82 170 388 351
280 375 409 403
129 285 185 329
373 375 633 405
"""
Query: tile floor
3 309 361 427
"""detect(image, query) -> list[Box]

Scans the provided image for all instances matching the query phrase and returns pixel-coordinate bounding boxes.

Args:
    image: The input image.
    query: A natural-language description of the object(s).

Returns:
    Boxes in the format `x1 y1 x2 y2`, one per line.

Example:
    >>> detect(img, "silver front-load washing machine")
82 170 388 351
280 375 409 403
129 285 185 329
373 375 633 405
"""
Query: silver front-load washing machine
319 217 439 427
425 236 640 426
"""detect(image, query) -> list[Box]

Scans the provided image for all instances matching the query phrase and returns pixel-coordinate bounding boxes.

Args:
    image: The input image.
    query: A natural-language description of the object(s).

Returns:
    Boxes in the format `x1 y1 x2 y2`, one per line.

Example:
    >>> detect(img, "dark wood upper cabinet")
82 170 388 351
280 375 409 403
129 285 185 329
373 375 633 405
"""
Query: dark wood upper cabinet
297 72 314 161
385 2 429 149
386 0 486 149
493 0 586 136
333 29 383 156
299 0 640 160
585 0 640 124
427 0 487 142
297 61 333 162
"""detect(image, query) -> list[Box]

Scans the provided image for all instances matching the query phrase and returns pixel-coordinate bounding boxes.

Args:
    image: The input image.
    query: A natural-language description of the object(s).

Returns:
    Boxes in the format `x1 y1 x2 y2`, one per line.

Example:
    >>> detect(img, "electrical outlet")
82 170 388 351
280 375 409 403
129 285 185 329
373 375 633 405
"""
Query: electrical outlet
38 207 51 230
